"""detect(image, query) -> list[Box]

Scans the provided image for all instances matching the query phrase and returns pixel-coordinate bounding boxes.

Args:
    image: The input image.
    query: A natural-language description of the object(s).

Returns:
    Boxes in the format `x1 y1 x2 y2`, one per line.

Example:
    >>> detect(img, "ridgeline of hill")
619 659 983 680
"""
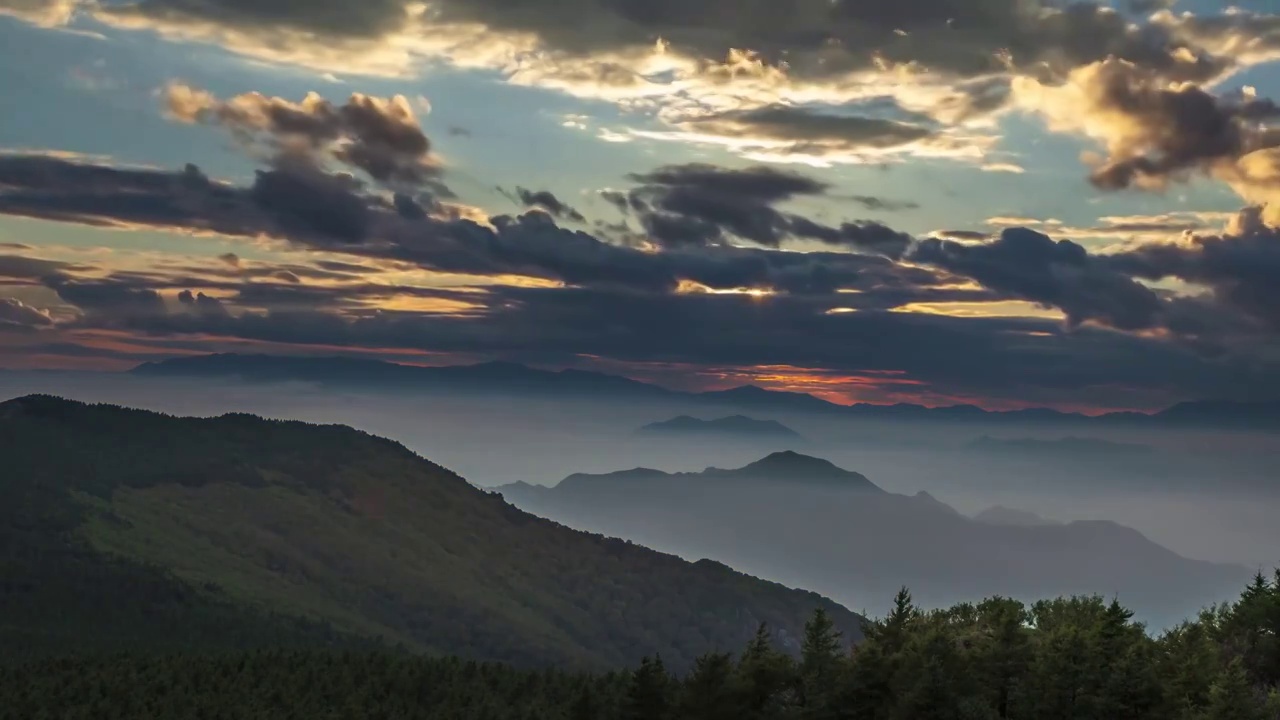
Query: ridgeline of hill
0 395 861 669
499 452 1248 629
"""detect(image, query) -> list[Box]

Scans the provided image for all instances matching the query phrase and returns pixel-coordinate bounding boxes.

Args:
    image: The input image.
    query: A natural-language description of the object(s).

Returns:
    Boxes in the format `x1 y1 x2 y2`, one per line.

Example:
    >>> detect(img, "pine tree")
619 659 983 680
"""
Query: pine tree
736 623 797 720
624 656 673 720
972 597 1030 720
678 652 738 720
1204 659 1263 720
799 608 846 719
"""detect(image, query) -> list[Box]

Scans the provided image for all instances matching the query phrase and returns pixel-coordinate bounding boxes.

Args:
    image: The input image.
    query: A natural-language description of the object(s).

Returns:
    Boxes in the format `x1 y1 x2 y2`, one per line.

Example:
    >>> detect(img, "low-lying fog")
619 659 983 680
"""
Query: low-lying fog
5 371 1277 618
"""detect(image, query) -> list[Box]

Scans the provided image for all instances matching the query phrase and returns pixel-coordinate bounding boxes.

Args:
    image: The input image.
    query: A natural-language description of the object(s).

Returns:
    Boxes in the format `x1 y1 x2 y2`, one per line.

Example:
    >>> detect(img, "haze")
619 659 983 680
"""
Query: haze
4 368 1274 623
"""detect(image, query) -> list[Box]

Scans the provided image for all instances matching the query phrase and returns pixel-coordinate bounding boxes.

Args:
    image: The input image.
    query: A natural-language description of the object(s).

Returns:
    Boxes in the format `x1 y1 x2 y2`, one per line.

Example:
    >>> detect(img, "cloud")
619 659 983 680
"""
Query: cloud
1107 206 1280 330
164 83 450 193
0 153 922 295
621 163 913 256
0 297 55 330
911 227 1165 331
44 276 166 318
43 274 1279 408
0 0 76 26
6 149 1280 400
650 104 987 165
0 253 80 282
1014 57 1280 224
89 0 1212 83
66 0 1280 175
511 187 585 222
847 196 919 212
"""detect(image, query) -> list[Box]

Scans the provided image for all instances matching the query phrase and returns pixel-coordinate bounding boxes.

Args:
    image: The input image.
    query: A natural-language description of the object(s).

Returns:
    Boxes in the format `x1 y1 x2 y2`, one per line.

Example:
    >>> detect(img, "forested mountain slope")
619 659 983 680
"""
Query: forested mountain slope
0 395 861 669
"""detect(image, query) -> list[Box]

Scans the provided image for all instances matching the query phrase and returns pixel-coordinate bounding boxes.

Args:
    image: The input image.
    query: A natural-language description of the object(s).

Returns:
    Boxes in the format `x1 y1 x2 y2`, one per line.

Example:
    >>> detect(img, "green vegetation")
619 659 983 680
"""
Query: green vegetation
0 395 860 669
5 575 1280 719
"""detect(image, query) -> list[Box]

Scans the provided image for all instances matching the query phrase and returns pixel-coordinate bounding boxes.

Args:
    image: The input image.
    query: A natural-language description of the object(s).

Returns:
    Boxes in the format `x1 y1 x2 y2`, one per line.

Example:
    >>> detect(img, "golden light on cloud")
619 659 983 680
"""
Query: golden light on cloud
674 279 776 297
366 294 485 315
893 300 1065 320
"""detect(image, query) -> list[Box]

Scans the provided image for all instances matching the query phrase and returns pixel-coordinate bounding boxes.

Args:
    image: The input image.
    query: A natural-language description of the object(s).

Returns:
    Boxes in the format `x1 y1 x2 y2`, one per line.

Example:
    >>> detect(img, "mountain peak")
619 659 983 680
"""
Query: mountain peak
726 451 880 490
746 450 833 470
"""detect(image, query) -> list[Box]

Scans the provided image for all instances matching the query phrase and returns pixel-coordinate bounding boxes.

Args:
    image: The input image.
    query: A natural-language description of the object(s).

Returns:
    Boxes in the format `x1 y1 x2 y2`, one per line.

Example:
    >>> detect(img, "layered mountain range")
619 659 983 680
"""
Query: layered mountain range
498 451 1249 628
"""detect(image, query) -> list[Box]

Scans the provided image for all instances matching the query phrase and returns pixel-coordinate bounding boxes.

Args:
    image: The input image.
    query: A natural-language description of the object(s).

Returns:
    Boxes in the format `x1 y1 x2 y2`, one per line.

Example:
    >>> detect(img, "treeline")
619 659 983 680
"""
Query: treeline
5 573 1278 720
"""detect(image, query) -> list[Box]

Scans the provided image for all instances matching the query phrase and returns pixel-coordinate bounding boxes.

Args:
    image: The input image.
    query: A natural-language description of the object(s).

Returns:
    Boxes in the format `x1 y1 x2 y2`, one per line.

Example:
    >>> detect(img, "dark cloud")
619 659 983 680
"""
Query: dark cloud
0 155 274 239
249 166 372 243
176 289 232 316
848 195 920 212
8 151 1280 406
0 297 54 329
1072 61 1280 192
512 187 585 222
0 254 78 282
622 163 912 256
98 0 1270 96
108 0 408 39
911 227 1165 330
44 276 166 318
1019 57 1280 219
678 105 936 154
0 154 918 295
58 277 1280 407
1107 207 1280 330
165 84 452 195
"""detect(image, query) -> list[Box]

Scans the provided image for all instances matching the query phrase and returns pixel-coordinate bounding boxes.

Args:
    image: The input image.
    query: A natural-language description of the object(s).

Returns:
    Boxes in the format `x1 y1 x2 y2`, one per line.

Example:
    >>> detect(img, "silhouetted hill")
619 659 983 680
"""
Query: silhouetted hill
499 453 1248 628
130 353 1280 429
0 395 862 668
637 415 802 440
555 451 882 494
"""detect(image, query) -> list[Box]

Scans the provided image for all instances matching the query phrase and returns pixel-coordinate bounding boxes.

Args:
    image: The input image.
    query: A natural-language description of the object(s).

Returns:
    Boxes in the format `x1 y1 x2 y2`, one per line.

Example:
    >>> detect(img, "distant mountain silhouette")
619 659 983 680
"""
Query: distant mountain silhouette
967 436 1154 457
637 415 802 440
972 505 1061 527
556 451 881 494
131 354 1280 429
499 452 1248 628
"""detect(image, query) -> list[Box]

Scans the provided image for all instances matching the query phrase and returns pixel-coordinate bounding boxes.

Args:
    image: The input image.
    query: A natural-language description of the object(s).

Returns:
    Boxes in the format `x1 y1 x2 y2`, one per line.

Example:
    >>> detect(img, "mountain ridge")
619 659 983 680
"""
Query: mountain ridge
128 353 1280 428
0 394 863 668
498 451 1249 628
543 451 883 494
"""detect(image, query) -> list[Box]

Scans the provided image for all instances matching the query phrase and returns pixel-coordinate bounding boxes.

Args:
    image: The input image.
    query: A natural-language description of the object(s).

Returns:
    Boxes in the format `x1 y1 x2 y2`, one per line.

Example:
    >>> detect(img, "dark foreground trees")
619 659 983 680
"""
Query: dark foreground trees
4 572 1279 720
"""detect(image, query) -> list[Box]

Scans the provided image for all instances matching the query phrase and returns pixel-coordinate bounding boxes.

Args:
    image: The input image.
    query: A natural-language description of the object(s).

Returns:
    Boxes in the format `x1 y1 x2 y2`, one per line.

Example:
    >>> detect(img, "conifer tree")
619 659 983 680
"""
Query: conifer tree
799 608 846 719
678 652 738 720
1204 659 1263 720
624 655 673 720
737 623 797 719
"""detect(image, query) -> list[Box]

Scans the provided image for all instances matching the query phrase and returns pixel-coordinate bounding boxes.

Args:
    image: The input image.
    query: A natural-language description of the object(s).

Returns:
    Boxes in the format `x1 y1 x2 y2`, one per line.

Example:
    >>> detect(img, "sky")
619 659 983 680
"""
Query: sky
2 0 1280 411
